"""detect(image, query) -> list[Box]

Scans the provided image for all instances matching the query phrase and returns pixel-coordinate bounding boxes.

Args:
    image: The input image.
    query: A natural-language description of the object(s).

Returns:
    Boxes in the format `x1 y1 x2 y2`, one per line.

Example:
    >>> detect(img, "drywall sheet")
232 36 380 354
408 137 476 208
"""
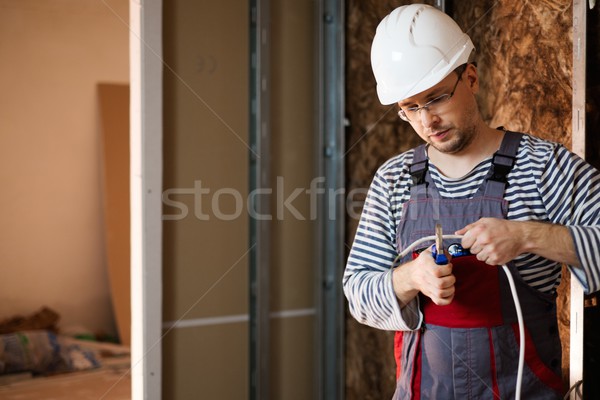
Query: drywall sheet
269 0 318 396
98 83 131 346
162 325 248 399
162 0 249 397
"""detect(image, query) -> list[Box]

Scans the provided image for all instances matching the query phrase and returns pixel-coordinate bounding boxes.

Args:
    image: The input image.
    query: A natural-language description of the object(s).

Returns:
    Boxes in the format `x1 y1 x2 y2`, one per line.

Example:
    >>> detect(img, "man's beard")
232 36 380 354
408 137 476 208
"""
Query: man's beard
429 126 477 154
428 104 479 154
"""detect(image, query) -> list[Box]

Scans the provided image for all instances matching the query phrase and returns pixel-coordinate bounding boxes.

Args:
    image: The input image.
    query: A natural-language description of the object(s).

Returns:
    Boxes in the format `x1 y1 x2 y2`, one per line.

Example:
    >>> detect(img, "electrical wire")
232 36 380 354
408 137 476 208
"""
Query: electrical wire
563 380 584 399
394 234 525 400
502 262 524 400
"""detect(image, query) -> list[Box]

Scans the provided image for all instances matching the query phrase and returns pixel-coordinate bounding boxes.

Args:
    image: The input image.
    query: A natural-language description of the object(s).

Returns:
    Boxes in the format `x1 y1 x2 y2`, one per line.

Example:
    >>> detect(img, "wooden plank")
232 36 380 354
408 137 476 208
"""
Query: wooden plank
570 0 586 396
98 83 131 347
0 365 131 400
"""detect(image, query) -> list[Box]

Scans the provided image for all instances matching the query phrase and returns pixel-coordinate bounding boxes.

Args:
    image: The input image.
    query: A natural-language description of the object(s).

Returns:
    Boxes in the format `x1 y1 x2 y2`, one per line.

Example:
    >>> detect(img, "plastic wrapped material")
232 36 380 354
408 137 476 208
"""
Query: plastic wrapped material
0 331 100 375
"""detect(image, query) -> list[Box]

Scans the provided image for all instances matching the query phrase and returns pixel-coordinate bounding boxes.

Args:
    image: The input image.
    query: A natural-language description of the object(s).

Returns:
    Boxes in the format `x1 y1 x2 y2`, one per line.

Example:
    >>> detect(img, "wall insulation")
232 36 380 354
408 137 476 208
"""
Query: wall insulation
345 1 574 398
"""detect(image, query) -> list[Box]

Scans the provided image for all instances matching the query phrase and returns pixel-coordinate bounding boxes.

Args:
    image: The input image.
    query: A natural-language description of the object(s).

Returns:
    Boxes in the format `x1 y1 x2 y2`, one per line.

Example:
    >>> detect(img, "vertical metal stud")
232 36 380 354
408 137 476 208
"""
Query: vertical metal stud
130 1 162 398
249 0 271 399
317 0 345 399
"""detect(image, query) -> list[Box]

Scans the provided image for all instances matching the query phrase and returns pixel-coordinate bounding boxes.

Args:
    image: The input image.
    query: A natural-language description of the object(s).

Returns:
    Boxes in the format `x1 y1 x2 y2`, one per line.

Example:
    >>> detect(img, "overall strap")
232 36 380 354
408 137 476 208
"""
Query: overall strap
484 131 523 198
409 144 429 199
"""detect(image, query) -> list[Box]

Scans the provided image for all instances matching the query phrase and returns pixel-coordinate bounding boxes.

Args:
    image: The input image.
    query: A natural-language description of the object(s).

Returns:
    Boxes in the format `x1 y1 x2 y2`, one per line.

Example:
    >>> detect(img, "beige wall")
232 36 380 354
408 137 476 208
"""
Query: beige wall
0 0 129 335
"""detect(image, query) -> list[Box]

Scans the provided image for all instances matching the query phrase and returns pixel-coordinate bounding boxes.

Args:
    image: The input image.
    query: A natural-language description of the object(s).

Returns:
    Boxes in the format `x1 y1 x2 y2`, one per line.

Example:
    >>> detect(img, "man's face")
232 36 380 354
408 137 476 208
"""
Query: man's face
397 65 480 155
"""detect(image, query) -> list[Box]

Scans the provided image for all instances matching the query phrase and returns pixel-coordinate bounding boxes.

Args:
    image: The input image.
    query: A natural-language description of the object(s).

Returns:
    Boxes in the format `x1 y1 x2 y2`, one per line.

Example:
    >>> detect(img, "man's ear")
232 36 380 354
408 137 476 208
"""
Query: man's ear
465 63 479 93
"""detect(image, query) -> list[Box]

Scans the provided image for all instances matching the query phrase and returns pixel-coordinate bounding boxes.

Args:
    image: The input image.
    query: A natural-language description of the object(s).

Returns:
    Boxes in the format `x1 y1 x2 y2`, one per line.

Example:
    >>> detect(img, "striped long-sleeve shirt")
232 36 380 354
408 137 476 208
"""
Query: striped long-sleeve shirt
343 134 600 331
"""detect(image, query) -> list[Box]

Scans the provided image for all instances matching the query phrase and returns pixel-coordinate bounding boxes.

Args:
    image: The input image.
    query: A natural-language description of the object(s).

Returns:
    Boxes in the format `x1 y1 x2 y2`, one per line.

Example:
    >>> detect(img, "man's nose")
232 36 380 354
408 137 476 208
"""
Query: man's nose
419 107 439 128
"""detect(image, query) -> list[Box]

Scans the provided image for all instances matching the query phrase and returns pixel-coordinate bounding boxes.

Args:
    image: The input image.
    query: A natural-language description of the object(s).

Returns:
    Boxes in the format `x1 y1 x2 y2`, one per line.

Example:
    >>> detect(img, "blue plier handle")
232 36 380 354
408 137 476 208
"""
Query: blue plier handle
431 224 448 265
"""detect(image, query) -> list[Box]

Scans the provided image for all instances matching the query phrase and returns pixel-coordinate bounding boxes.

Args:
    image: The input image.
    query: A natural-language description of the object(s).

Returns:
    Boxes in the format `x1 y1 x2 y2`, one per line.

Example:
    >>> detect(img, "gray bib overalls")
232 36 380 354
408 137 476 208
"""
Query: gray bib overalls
393 131 564 399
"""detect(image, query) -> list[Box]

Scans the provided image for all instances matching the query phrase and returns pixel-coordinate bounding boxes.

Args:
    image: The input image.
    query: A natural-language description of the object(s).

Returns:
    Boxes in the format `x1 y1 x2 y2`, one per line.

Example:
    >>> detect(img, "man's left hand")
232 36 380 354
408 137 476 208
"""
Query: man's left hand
456 218 525 266
456 218 580 267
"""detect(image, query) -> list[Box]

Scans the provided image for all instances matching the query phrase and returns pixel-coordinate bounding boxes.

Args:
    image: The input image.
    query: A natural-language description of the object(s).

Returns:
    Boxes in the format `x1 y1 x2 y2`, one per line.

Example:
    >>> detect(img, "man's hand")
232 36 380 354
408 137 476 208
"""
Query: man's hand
456 218 523 265
456 218 580 267
392 246 456 307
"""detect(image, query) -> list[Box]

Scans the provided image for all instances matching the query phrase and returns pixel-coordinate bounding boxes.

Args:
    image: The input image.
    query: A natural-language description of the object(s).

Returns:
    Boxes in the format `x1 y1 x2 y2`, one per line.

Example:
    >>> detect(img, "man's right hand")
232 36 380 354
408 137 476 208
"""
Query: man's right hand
392 246 456 307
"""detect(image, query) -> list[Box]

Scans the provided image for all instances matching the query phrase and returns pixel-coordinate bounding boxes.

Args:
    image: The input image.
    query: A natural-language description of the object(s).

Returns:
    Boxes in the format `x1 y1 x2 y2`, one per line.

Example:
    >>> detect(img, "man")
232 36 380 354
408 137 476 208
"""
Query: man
343 4 600 399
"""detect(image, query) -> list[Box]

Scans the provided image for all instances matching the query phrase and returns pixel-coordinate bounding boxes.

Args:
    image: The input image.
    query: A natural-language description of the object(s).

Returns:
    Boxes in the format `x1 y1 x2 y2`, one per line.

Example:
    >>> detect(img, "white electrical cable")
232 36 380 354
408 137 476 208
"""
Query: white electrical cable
502 262 524 400
394 234 525 400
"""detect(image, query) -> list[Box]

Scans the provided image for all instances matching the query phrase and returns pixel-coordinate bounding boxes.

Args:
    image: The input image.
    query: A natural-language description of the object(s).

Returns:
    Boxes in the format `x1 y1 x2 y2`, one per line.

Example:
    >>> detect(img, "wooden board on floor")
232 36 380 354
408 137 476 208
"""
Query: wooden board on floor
0 365 131 400
98 83 130 346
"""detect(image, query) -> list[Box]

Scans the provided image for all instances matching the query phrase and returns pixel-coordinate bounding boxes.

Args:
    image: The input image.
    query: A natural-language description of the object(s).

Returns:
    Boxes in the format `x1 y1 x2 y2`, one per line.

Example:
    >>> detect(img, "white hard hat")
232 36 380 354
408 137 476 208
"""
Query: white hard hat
371 4 475 105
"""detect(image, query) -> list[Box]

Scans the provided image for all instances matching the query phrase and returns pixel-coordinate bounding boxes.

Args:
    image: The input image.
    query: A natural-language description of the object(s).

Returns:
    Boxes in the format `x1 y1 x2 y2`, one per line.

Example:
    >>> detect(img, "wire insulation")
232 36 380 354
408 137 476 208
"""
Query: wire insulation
563 380 584 399
502 263 524 400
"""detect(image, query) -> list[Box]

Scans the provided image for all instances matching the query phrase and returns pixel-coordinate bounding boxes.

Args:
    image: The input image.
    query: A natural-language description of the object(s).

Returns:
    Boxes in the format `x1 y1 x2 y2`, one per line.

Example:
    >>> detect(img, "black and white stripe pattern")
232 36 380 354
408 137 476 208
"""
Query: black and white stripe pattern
344 134 600 330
